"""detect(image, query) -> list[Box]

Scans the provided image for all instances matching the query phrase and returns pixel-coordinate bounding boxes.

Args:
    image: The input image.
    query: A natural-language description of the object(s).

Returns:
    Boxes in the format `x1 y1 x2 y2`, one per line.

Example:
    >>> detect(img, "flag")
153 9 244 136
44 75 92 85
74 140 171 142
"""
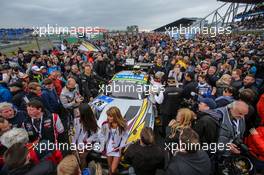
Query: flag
78 41 99 52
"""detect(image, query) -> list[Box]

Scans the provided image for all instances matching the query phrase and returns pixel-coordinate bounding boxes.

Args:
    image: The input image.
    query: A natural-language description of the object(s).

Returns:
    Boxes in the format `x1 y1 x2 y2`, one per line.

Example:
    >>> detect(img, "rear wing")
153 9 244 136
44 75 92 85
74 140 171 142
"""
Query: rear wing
124 58 153 71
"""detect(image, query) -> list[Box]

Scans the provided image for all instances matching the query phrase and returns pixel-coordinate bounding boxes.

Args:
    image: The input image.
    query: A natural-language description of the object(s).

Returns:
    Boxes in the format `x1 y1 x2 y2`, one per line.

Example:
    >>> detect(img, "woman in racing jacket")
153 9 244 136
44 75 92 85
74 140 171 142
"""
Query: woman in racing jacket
100 106 128 175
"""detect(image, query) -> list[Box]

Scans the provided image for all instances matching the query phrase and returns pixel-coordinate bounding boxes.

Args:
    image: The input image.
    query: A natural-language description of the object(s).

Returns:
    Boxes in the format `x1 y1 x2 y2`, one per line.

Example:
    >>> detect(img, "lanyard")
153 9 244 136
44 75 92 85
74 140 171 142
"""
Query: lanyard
110 129 117 144
31 117 43 139
227 108 240 138
232 119 240 137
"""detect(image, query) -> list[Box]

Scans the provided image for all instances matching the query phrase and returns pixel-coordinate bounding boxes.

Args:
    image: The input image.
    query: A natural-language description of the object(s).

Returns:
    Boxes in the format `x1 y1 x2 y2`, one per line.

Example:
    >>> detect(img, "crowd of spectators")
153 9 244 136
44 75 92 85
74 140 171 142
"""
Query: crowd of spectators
0 32 263 175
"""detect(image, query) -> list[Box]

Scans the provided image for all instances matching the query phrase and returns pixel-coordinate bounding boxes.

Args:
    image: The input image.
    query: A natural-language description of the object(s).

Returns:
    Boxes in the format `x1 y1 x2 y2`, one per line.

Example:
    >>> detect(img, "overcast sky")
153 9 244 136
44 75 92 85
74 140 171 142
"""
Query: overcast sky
0 0 227 30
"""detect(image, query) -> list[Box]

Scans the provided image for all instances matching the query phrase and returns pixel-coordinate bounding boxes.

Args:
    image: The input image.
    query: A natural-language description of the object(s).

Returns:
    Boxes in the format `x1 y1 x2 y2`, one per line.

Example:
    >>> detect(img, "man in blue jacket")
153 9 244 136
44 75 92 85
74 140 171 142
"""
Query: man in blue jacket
0 102 27 128
0 83 12 103
41 78 61 114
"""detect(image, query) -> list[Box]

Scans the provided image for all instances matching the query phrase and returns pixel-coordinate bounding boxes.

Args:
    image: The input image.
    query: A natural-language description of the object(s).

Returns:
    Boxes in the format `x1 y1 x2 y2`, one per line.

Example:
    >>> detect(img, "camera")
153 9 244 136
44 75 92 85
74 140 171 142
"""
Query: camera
232 138 248 154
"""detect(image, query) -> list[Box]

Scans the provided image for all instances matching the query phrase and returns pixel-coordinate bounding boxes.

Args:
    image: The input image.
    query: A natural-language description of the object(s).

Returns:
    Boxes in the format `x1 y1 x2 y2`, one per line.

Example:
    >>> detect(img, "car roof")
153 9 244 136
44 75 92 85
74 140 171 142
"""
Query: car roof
112 70 148 84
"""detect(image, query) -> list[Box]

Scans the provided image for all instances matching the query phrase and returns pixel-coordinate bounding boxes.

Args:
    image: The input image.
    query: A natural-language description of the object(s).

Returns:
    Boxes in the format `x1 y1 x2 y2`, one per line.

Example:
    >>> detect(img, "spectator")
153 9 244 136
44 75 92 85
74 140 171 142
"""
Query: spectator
20 82 44 111
106 59 116 80
23 100 65 143
0 118 10 167
215 74 232 97
41 78 61 114
49 71 63 96
166 128 211 175
166 108 196 145
68 65 81 85
245 60 257 76
231 69 243 90
149 71 165 105
2 143 54 175
150 57 166 75
0 102 27 128
57 154 81 175
60 78 83 118
216 101 249 156
0 83 12 103
240 74 259 95
197 74 212 98
238 88 258 136
8 81 26 110
93 53 107 78
215 86 235 107
79 64 105 102
30 65 44 83
244 126 264 174
168 64 183 84
160 77 183 137
193 97 219 148
182 72 198 99
206 66 219 87
124 127 165 175
257 93 264 122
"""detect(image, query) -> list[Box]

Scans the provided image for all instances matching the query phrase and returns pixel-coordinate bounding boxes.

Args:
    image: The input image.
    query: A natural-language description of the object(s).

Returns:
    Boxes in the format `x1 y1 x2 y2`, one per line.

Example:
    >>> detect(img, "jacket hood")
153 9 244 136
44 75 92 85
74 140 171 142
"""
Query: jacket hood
199 109 222 121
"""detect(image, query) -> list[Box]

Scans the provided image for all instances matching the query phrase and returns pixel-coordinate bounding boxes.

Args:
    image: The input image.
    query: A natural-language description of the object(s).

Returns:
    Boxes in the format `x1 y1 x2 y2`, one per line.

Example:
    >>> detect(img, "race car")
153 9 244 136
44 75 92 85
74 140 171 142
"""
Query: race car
90 70 156 145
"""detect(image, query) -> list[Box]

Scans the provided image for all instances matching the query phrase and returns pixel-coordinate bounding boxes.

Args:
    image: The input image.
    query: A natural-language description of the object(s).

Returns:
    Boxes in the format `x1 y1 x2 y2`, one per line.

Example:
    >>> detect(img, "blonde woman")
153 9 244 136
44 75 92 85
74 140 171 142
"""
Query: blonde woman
57 154 81 175
100 106 128 175
215 74 232 97
168 64 183 85
165 108 196 144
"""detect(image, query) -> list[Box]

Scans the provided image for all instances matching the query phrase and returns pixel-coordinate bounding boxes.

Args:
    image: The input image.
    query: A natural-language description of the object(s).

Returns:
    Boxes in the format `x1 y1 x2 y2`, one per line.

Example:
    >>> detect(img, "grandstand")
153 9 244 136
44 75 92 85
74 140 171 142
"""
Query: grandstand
153 18 204 32
232 2 264 30
190 0 264 32
0 28 33 42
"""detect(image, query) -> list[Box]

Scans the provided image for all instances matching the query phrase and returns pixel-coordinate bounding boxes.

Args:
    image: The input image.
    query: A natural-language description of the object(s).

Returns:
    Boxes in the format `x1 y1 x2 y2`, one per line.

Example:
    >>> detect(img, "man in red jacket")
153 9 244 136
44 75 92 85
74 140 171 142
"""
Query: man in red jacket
245 94 264 174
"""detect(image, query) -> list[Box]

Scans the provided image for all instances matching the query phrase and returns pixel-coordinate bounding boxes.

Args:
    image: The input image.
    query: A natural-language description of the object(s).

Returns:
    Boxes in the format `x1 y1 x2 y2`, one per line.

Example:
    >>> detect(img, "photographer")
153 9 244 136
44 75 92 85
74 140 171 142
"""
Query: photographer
8 67 23 84
60 78 83 118
216 101 249 156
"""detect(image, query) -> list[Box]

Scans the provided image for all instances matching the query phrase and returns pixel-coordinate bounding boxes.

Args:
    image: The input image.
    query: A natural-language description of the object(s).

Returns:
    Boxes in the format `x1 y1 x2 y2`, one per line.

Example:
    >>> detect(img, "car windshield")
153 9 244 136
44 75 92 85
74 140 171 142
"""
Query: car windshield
106 81 148 99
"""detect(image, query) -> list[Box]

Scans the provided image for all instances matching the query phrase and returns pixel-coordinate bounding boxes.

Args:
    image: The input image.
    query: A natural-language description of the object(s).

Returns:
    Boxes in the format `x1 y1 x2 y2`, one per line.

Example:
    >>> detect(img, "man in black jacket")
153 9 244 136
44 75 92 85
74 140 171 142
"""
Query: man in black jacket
79 64 107 102
182 72 198 99
8 81 26 110
1 143 54 175
166 128 211 175
239 74 259 95
93 53 107 78
124 127 165 175
160 77 183 137
192 97 220 148
215 86 235 108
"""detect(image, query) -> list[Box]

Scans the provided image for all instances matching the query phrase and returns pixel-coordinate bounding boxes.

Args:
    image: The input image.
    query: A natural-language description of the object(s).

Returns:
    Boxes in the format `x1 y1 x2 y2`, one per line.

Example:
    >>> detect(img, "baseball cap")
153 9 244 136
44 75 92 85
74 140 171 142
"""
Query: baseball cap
31 65 41 72
198 97 217 109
